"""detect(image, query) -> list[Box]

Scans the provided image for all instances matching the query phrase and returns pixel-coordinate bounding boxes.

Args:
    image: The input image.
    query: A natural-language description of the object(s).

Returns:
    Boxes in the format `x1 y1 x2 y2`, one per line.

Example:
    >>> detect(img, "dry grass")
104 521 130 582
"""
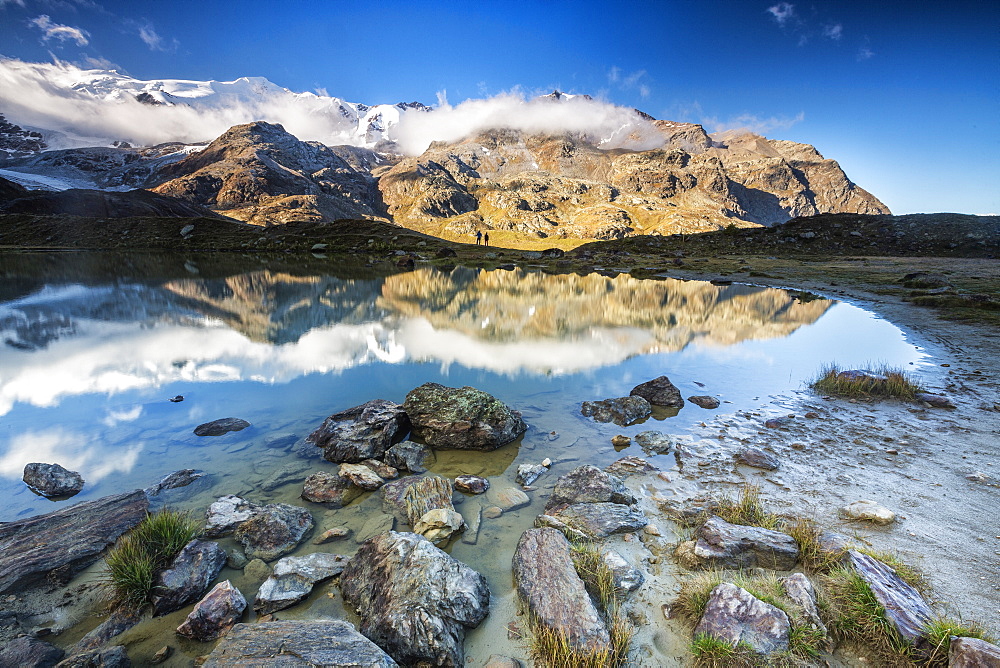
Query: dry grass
811 363 922 400
714 484 781 530
784 517 847 573
824 566 916 665
921 617 994 667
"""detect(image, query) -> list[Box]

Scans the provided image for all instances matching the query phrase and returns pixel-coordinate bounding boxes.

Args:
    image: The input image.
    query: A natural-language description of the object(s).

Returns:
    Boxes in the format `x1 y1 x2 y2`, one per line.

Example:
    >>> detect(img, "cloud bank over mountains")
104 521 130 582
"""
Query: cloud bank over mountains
0 57 662 154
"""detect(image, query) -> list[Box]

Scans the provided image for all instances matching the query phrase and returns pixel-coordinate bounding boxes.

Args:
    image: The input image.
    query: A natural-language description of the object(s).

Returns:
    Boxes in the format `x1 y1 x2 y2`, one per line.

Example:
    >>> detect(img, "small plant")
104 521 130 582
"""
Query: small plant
691 633 758 667
102 509 199 611
921 617 994 666
714 484 781 530
784 517 847 573
824 566 914 663
810 363 923 400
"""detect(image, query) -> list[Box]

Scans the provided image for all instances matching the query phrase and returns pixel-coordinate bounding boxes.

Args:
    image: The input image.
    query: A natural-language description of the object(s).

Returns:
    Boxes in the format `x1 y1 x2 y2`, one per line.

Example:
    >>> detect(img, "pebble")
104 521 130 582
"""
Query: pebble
483 506 503 519
611 435 631 448
541 458 552 468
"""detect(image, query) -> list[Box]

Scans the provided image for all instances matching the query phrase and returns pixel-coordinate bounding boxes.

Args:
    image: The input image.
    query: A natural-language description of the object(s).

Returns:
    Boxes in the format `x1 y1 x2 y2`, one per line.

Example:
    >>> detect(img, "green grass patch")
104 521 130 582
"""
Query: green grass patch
691 632 759 667
714 484 781 530
784 517 847 573
811 363 923 400
102 508 199 612
922 617 994 667
824 566 915 664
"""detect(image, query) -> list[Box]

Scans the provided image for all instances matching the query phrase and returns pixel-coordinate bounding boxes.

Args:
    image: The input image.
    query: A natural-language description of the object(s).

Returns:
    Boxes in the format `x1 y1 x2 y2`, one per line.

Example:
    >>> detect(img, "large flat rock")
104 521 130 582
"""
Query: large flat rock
0 490 148 594
203 620 398 667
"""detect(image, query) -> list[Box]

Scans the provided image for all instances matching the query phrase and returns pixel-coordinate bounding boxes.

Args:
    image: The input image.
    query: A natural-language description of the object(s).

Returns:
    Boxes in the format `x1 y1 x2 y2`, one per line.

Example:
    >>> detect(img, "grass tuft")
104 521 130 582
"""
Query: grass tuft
854 548 928 593
824 566 915 664
784 517 846 573
102 508 199 612
811 363 923 400
714 484 781 530
921 617 994 667
691 632 759 667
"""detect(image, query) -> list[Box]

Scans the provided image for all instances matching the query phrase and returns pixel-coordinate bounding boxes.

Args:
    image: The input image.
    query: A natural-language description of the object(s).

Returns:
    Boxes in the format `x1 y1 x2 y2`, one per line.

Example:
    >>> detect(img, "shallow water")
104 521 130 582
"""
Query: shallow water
0 253 929 663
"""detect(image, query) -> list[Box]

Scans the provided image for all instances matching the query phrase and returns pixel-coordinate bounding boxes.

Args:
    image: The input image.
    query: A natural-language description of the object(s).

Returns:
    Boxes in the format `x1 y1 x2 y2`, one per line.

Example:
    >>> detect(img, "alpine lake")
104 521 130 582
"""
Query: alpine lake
0 251 932 666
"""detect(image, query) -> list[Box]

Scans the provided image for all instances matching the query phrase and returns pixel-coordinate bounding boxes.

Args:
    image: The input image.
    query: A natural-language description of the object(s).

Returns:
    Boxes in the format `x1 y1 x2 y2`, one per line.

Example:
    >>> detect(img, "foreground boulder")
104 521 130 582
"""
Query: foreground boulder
580 396 651 426
254 553 349 614
0 490 148 594
55 645 130 667
630 375 684 407
403 383 526 450
0 636 64 667
950 637 1000 667
678 516 799 570
306 399 410 463
694 583 790 655
512 528 610 653
203 620 397 667
151 539 228 616
22 462 84 498
340 531 489 666
847 550 932 644
176 580 247 642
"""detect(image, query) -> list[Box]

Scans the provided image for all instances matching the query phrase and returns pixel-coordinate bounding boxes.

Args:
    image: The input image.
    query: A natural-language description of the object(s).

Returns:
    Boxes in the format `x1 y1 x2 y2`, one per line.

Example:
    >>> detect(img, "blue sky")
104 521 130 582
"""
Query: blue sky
1 0 997 215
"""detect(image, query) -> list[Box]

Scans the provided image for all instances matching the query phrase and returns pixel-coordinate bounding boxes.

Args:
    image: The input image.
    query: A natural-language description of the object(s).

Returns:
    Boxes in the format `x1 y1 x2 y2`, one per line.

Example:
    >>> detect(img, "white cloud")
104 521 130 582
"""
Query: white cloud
704 111 806 135
823 23 843 40
607 66 621 83
767 2 795 26
0 0 27 8
0 428 142 483
28 14 90 46
857 45 874 60
135 22 177 52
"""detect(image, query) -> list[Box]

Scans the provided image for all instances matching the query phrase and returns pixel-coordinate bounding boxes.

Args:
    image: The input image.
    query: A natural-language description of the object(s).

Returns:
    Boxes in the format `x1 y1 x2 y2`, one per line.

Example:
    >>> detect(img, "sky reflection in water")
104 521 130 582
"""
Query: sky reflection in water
0 262 925 519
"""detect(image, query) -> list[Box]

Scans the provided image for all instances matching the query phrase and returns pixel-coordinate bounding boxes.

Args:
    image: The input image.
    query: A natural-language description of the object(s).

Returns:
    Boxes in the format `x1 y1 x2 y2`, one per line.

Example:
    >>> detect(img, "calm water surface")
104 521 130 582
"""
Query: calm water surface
0 253 927 661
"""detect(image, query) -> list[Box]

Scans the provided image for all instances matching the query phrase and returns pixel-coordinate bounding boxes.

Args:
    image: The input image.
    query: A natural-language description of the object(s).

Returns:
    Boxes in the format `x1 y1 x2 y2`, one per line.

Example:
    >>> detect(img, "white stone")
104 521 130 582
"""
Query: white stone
840 500 895 525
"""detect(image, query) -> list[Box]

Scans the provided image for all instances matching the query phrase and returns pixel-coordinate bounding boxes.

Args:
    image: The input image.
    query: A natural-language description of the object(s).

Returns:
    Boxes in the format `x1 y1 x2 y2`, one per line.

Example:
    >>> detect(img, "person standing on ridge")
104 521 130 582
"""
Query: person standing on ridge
483 232 490 247
475 230 482 245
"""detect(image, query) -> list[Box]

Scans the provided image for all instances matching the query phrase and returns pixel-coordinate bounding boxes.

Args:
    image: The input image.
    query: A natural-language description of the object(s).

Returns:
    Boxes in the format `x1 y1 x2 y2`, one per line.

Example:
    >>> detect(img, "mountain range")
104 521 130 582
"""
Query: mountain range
0 66 889 240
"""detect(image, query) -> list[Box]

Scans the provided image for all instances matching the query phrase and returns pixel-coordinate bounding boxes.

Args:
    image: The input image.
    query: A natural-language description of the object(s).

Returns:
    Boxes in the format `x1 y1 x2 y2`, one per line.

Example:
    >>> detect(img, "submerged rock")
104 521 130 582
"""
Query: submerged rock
203 620 397 667
454 475 489 495
581 396 651 426
634 430 674 455
604 456 657 479
735 448 780 471
151 540 228 617
515 464 546 486
0 489 148 594
694 583 790 655
340 531 490 666
914 392 955 408
144 469 205 497
630 375 684 407
22 462 84 498
176 580 247 642
306 399 410 463
403 383 526 450
489 486 530 511
254 553 349 614
55 645 130 667
234 504 313 562
194 417 250 436
512 528 610 653
301 472 363 508
688 395 721 409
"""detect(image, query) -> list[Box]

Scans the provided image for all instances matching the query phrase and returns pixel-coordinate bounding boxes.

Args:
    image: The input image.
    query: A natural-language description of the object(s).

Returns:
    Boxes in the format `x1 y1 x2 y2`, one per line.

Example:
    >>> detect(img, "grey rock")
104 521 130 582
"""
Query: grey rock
381 475 457 525
403 383 526 450
840 500 895 525
454 475 489 494
0 490 148 594
816 530 852 561
688 395 721 409
604 456 657 479
691 516 799 570
313 527 351 544
634 430 674 455
601 550 645 597
55 646 130 668
151 539 228 616
259 461 311 492
254 553 349 614
515 464 546 486
144 469 204 497
512 528 610 653
735 448 781 471
340 531 490 667
306 399 410 463
234 503 313 562
203 495 260 537
194 417 250 436
339 463 385 491
226 549 248 570
413 508 465 545
630 375 684 407
242 559 270 585
461 504 482 545
176 580 247 642
549 502 647 538
23 463 85 498
67 610 141 655
360 459 399 480
203 620 398 667
301 472 363 508
914 392 955 408
781 573 828 639
546 465 635 511
581 396 651 426
950 636 1000 667
694 583 790 655
847 550 932 644
0 636 64 667
384 440 435 473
